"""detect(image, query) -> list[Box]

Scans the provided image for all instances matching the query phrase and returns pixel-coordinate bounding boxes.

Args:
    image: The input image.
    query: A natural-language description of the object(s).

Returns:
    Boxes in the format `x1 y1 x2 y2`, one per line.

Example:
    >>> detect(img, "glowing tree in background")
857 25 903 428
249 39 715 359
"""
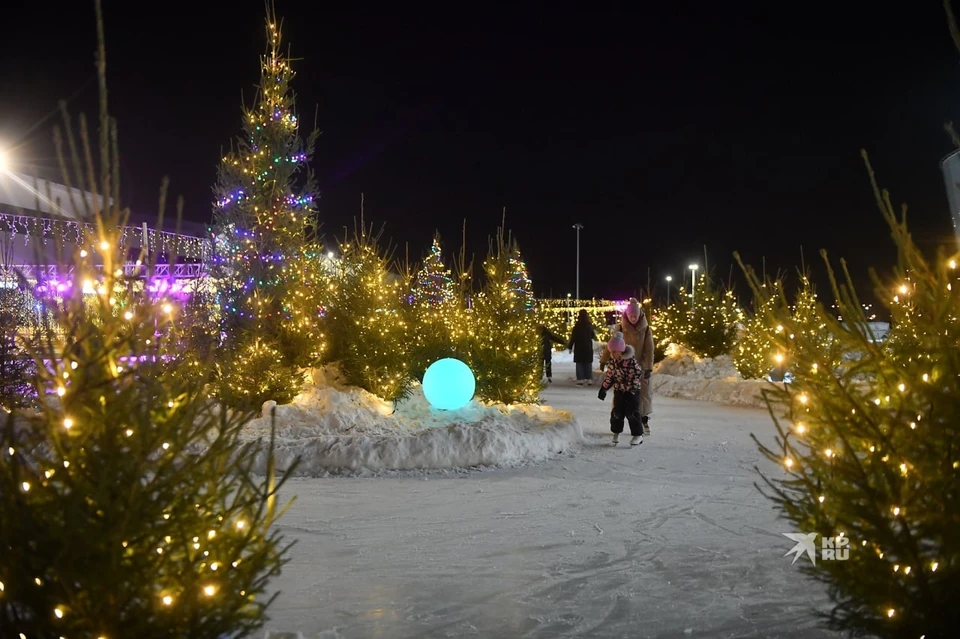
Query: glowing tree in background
0 4 294 634
212 7 322 409
735 154 960 637
653 272 743 358
733 276 839 380
468 229 540 404
409 234 465 380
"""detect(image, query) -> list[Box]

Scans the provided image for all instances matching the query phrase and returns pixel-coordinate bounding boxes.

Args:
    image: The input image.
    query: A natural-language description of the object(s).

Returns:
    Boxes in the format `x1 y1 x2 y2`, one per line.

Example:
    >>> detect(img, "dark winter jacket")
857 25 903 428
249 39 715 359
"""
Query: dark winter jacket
541 326 566 359
567 319 598 364
600 345 643 393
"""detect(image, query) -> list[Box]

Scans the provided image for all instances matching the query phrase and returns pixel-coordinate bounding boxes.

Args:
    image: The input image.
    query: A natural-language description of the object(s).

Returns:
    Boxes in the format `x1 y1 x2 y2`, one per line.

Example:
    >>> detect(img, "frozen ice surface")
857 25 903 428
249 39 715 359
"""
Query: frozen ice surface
263 362 836 638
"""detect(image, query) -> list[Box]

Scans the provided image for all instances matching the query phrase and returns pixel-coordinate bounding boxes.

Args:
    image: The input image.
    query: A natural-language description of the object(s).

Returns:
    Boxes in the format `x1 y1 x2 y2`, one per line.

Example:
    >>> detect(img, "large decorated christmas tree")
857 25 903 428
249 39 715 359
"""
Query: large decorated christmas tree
0 4 295 635
212 6 322 409
737 154 959 636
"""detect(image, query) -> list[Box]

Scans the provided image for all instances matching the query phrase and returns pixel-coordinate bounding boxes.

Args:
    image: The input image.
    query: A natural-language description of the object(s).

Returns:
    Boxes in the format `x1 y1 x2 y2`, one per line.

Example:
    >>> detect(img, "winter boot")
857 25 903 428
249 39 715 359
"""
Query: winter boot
630 435 643 446
612 433 620 446
642 416 651 436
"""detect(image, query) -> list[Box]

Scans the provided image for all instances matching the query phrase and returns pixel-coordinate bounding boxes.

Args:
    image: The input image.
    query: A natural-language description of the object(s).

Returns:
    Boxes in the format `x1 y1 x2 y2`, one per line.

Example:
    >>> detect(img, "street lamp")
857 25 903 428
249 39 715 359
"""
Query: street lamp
665 275 673 302
689 264 699 306
573 223 583 301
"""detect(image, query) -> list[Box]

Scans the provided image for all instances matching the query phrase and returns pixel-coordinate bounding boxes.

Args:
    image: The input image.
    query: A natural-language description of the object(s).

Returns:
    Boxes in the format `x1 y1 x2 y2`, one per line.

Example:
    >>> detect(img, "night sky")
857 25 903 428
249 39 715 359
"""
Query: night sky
2 1 960 306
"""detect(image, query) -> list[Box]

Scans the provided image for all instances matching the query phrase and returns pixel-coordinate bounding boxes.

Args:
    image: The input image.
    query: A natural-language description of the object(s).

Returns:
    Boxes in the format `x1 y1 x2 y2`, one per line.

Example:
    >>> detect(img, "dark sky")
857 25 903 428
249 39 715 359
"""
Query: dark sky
2 1 960 305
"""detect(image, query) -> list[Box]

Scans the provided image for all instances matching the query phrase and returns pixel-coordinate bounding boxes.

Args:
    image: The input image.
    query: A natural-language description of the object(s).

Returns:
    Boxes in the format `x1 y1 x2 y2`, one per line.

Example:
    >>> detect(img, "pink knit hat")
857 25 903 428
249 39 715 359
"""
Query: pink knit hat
608 331 626 352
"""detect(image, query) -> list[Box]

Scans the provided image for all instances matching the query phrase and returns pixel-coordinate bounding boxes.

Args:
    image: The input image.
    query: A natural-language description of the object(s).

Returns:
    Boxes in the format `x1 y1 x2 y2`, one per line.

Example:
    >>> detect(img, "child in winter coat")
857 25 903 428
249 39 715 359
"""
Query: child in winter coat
597 332 645 446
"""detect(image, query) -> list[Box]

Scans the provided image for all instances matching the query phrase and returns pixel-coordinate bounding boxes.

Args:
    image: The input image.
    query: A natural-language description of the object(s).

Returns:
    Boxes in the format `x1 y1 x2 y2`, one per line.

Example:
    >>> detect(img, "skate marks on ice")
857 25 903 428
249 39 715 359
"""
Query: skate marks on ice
262 381 837 637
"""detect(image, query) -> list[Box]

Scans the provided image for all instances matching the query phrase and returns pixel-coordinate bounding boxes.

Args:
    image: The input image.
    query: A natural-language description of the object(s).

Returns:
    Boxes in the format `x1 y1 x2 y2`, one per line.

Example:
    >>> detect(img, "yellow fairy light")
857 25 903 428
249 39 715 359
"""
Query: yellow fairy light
125 429 133 437
57 387 66 397
162 595 173 606
100 240 109 251
157 547 163 554
932 562 939 572
785 458 794 468
818 495 825 503
795 423 806 434
63 418 73 430
203 585 216 596
124 311 134 320
922 373 929 382
898 383 905 392
211 562 219 571
162 303 173 314
824 448 833 458
893 564 899 572
80 249 88 258
63 460 69 468
910 422 917 430
162 443 170 450
22 481 30 492
236 520 246 530
904 566 911 575
799 394 808 404
892 506 901 516
35 578 41 585
900 463 908 474
949 259 957 269
208 530 216 540
887 608 895 618
55 606 64 619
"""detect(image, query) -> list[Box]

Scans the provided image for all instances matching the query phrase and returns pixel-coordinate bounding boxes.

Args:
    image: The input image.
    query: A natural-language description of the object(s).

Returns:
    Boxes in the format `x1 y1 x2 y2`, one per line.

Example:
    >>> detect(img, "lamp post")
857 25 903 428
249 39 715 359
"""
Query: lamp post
689 264 699 307
665 275 672 302
573 223 583 301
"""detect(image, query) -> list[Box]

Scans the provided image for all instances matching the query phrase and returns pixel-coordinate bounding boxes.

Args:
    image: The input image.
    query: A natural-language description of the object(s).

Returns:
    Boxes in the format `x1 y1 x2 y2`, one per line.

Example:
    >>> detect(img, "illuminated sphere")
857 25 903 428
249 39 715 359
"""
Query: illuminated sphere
422 358 475 410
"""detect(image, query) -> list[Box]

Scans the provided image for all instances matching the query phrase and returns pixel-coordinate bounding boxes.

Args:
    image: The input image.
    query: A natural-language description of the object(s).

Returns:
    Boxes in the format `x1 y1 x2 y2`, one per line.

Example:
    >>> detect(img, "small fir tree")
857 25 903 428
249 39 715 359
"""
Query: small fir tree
468 230 540 404
653 274 742 358
734 154 960 638
409 234 463 380
325 226 415 403
0 5 295 635
212 6 322 409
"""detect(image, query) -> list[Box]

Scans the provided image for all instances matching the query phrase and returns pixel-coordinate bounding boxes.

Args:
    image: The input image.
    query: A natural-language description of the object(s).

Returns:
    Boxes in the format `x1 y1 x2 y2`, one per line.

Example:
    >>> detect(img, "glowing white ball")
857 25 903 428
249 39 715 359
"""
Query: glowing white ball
422 358 475 410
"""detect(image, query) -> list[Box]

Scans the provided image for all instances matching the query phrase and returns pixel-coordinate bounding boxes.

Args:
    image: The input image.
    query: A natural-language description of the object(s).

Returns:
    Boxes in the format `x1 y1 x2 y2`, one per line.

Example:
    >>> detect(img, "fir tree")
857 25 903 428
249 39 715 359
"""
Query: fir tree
212 6 322 409
654 273 742 358
0 5 295 636
468 229 540 404
735 154 960 637
409 234 462 380
325 225 415 403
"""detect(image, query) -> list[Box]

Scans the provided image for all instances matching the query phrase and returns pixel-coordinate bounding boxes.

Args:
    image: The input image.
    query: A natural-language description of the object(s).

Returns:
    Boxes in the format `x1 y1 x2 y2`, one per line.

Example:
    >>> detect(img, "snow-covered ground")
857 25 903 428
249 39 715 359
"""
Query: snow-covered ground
261 361 836 638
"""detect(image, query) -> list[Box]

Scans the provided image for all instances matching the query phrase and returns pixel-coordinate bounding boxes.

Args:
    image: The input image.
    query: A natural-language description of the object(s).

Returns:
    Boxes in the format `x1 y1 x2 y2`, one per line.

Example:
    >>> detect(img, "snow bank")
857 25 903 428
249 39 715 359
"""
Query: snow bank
652 343 777 408
242 366 582 476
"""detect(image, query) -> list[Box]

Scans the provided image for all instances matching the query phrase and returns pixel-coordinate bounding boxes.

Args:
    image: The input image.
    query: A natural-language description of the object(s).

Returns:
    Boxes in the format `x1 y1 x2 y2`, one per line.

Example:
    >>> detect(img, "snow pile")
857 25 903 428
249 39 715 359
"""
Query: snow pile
652 343 774 408
242 366 582 476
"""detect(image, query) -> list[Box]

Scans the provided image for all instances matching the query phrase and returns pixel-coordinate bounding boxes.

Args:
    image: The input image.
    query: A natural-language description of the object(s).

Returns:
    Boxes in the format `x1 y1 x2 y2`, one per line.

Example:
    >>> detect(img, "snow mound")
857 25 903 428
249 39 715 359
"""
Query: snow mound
242 366 582 475
653 343 741 380
652 343 775 408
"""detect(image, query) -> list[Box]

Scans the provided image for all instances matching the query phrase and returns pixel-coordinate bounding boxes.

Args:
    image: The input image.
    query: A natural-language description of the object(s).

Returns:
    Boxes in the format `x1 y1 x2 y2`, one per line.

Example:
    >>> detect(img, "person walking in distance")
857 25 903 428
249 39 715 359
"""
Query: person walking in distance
539 323 566 383
597 331 644 446
567 309 598 386
600 297 654 434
